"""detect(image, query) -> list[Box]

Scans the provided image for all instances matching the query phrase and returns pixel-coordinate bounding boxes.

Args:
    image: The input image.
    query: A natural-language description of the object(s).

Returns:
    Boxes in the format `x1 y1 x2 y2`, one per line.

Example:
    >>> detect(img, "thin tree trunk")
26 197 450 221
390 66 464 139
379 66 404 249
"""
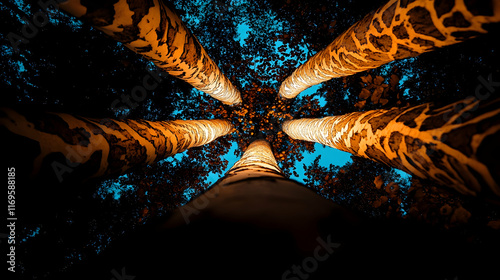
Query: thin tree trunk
0 108 233 182
279 0 500 99
58 0 242 105
283 97 500 199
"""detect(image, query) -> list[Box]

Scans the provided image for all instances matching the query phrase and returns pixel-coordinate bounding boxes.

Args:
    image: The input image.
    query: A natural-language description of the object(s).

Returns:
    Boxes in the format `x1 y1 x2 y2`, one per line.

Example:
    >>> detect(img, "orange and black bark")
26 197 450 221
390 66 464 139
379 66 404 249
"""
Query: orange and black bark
279 0 500 99
220 139 284 182
0 108 233 182
59 0 242 105
283 97 500 199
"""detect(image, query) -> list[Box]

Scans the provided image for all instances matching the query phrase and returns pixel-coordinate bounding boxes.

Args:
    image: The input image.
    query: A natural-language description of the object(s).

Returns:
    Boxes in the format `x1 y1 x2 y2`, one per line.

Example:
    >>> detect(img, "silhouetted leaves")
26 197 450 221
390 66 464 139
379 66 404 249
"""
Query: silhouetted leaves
304 155 408 218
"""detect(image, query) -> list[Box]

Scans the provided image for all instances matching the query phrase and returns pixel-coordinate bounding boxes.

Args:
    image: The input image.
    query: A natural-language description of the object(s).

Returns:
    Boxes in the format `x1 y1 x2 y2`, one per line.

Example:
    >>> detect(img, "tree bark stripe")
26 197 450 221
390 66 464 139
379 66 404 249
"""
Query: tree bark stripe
0 108 233 181
279 0 500 99
283 97 500 198
58 0 242 105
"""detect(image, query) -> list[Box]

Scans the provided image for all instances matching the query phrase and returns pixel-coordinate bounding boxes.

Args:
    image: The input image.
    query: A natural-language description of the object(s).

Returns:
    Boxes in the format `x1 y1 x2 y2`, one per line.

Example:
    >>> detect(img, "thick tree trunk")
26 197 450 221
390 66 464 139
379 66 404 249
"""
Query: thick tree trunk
155 138 353 278
283 97 500 199
0 108 233 182
279 0 500 99
167 139 286 228
58 0 242 105
64 139 479 279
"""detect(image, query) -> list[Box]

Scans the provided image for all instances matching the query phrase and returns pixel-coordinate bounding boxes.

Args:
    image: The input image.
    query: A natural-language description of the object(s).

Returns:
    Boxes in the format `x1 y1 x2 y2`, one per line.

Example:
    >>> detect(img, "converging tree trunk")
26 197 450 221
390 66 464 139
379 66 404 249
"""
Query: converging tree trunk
279 0 500 99
58 0 242 105
283 97 500 199
136 139 354 278
64 139 472 279
0 107 233 182
166 139 306 228
219 139 284 181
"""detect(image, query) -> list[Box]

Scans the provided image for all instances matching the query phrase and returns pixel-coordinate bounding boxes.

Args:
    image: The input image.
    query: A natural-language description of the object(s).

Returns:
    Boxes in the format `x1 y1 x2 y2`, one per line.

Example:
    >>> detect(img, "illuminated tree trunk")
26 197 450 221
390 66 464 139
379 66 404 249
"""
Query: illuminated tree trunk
0 108 233 182
173 139 287 225
220 139 284 182
58 0 242 105
283 97 500 199
160 138 347 277
279 0 500 99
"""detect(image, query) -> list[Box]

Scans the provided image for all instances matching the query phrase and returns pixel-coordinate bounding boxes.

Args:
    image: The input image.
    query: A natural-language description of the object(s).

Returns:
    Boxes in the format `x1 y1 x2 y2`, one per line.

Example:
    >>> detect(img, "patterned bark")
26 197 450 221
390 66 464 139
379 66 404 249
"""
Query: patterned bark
58 0 242 105
220 139 284 183
283 97 500 198
279 0 500 99
0 108 233 181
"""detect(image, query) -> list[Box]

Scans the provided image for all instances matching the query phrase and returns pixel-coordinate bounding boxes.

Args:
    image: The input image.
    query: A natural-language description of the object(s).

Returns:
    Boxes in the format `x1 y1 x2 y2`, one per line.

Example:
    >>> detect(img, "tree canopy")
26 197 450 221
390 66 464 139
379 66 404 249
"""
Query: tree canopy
1 0 500 278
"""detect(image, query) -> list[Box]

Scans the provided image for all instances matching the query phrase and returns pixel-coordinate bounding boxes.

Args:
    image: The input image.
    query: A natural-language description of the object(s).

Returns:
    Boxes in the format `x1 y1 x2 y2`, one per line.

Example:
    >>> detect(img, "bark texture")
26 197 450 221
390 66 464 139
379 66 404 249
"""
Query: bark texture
0 108 233 181
59 0 242 105
279 0 500 99
283 97 500 198
224 139 283 180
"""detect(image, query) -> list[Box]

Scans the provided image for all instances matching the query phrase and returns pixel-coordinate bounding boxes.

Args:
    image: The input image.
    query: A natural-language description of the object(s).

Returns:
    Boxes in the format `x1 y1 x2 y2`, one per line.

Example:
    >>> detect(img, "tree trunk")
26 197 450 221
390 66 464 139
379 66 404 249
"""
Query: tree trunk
279 0 500 99
220 138 284 181
0 108 233 182
153 138 354 278
283 97 500 199
58 0 242 105
64 139 477 279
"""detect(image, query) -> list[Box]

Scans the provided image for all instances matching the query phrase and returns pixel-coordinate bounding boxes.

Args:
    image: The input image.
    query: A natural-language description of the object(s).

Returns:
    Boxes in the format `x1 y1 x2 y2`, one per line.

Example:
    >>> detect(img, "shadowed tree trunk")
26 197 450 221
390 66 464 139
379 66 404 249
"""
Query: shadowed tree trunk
0 107 233 182
63 139 357 279
60 139 478 280
58 0 242 105
283 97 500 199
279 0 500 99
154 139 351 278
